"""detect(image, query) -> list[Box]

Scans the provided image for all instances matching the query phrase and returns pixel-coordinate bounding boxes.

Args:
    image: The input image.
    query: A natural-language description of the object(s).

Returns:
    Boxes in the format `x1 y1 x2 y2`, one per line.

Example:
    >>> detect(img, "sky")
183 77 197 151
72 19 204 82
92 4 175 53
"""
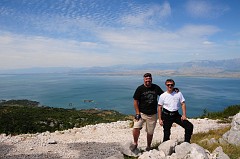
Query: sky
0 0 240 70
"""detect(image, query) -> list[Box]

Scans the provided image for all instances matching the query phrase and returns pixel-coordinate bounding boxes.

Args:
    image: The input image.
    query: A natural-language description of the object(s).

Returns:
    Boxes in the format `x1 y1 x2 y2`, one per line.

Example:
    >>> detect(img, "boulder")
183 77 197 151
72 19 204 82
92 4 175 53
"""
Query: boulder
137 141 229 159
222 113 240 146
175 142 208 159
120 142 141 157
138 149 165 159
158 139 178 156
211 146 230 159
47 139 57 144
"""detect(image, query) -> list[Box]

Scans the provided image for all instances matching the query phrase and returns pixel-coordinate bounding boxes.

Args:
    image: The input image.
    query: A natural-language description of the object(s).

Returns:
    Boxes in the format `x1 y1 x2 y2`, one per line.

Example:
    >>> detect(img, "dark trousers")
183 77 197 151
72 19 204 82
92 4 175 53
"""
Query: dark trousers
162 110 193 143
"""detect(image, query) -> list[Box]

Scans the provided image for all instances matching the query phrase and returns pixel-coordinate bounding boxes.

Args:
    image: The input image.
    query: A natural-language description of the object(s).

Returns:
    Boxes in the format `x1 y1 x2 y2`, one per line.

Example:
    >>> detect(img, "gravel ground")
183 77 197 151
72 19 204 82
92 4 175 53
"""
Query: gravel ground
0 119 229 159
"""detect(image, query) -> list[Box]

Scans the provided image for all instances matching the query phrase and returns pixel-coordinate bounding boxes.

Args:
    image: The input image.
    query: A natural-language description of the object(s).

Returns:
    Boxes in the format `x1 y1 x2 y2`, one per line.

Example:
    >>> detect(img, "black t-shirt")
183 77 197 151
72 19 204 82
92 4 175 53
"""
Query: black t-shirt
133 84 164 115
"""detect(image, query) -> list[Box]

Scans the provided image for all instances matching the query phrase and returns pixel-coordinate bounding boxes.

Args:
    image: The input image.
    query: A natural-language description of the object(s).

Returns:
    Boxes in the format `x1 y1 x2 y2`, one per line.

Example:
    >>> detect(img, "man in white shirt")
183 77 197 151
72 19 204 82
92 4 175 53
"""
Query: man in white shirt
158 79 193 143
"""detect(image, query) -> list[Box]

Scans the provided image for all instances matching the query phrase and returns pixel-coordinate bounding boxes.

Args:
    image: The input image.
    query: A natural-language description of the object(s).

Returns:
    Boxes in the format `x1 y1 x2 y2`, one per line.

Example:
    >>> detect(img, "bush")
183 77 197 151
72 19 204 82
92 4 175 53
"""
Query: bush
0 99 132 135
199 105 240 122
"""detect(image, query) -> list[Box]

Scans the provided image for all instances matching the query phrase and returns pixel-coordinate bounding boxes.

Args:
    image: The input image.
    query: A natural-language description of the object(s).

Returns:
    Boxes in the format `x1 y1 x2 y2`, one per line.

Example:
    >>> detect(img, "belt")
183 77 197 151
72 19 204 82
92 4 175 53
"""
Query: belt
162 108 178 116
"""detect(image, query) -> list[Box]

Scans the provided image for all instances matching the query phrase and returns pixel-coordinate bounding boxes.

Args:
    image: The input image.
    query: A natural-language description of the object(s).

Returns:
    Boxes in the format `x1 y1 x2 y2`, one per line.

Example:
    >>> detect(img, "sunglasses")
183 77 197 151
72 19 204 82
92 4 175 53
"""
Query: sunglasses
166 84 174 87
144 76 152 78
144 74 152 78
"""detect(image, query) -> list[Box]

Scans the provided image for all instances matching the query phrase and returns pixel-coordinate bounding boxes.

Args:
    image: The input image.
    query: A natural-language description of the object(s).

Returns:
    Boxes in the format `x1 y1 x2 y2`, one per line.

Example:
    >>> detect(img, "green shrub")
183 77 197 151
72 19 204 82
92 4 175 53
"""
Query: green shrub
0 99 132 135
199 105 240 122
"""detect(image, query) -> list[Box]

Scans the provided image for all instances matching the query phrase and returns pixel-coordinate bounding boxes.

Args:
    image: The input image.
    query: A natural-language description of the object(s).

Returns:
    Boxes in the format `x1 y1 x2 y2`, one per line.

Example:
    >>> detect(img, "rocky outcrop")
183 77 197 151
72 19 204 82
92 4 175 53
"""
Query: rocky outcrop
131 140 229 159
222 112 240 146
129 113 240 159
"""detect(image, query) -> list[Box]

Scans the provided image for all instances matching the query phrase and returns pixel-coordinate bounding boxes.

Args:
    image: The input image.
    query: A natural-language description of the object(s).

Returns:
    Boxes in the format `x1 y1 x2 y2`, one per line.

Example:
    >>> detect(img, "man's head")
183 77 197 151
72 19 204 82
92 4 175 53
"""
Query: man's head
143 73 152 87
165 79 175 92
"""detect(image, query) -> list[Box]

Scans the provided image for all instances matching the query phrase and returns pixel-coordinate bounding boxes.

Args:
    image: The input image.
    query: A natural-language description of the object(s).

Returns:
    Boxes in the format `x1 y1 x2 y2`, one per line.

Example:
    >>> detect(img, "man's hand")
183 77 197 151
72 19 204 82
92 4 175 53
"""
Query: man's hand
159 119 163 126
135 114 141 121
174 88 179 93
181 115 187 121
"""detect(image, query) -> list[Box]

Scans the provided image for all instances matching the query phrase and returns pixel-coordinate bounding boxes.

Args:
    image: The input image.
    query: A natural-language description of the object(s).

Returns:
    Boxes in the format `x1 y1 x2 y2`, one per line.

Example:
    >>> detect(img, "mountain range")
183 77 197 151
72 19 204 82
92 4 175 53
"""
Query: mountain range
1 58 240 78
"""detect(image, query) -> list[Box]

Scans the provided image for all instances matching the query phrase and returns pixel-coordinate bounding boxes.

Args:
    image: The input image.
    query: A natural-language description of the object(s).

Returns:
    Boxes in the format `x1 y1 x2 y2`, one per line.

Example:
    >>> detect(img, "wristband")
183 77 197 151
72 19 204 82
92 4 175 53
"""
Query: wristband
135 114 141 120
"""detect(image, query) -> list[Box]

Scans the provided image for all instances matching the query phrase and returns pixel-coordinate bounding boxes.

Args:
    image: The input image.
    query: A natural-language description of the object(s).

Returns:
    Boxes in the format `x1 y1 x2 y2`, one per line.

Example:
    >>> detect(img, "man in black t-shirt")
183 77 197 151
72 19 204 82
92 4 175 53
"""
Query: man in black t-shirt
130 73 164 151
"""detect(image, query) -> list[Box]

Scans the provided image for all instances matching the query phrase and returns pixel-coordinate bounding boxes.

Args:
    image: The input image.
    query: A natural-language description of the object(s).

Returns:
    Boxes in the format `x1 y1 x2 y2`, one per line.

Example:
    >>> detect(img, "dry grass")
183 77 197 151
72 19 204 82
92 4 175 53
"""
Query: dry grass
191 126 240 159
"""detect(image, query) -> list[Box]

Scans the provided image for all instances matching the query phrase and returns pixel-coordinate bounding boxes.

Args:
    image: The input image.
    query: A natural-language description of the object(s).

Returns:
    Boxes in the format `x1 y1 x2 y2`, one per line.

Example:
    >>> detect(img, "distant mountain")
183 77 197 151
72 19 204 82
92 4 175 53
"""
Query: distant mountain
173 58 240 77
0 58 240 77
0 67 73 74
181 58 240 72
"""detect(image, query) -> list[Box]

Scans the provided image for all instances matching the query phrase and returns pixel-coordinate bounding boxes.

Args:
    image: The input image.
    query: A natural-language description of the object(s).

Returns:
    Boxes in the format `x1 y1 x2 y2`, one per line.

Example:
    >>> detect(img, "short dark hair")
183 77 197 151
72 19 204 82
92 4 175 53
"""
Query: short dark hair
165 79 175 85
143 73 152 78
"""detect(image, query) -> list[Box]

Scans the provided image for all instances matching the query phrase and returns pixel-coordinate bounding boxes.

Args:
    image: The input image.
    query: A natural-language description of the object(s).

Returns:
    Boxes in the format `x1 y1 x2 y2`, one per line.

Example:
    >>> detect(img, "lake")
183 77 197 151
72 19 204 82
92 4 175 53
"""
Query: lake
0 74 240 117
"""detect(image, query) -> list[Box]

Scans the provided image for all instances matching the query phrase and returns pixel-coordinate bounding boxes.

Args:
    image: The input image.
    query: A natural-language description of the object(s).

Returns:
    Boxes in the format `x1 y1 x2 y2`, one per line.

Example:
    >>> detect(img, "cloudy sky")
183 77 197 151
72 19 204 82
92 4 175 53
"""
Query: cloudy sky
0 0 239 70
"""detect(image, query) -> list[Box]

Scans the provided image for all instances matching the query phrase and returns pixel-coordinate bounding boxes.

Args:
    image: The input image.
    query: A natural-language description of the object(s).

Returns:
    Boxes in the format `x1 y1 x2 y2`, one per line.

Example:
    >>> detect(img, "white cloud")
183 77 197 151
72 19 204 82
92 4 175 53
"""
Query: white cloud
0 0 239 69
178 24 221 37
120 2 171 27
97 24 221 53
203 41 214 45
186 0 230 18
0 20 237 69
0 32 115 69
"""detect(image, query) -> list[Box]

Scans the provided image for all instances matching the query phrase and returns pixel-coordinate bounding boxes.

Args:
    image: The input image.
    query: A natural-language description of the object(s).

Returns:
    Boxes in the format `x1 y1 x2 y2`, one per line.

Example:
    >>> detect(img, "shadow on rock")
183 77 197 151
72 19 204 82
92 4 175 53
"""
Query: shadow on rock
68 142 123 159
0 144 61 159
1 153 62 159
0 143 62 159
0 143 15 158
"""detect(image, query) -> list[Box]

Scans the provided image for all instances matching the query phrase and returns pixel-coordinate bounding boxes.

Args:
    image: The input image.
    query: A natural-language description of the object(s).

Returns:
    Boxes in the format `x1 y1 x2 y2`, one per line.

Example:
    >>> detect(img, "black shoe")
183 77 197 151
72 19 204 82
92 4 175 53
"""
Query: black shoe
145 147 151 151
129 143 137 151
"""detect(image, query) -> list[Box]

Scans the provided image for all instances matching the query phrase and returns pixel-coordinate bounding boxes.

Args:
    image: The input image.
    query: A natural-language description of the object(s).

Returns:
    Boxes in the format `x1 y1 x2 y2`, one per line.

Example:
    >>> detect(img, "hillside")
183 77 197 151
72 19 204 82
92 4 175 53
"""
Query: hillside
1 100 240 158
0 118 230 159
0 100 132 135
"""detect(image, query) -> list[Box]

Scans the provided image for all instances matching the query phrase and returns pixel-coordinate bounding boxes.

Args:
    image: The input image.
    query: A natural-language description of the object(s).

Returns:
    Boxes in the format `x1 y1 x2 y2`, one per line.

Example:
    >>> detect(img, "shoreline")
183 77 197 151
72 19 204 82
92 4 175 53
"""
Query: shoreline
1 71 240 78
